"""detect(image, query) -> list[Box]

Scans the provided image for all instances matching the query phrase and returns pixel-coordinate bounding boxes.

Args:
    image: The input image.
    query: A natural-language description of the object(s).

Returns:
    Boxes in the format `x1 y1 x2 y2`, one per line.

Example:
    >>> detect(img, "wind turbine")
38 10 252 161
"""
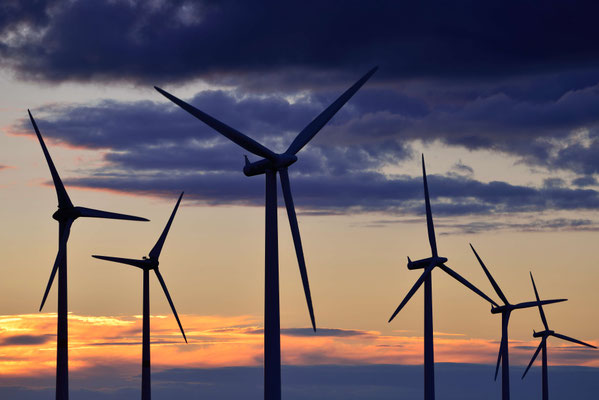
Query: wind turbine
28 110 148 400
155 67 377 400
92 192 187 400
522 272 596 400
388 155 498 400
469 245 566 400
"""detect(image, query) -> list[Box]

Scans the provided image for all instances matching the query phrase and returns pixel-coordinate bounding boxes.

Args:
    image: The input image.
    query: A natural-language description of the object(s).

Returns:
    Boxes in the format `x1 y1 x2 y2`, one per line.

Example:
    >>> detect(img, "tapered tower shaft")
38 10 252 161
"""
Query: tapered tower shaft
501 313 510 400
56 222 69 400
264 170 281 400
542 343 548 400
142 269 151 400
424 274 434 400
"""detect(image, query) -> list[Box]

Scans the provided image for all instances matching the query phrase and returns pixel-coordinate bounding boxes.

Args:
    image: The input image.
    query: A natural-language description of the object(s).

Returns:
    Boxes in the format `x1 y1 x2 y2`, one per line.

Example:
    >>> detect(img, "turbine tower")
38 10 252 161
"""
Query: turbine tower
155 67 377 400
469 245 566 400
28 110 148 400
522 272 596 400
92 192 187 400
388 155 498 400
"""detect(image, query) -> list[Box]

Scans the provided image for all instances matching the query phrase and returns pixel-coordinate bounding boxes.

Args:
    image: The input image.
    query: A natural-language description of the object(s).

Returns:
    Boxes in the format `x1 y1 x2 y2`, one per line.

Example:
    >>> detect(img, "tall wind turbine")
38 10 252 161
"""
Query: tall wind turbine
469 245 566 400
28 110 148 400
388 155 498 400
522 272 596 400
155 67 377 400
92 192 187 400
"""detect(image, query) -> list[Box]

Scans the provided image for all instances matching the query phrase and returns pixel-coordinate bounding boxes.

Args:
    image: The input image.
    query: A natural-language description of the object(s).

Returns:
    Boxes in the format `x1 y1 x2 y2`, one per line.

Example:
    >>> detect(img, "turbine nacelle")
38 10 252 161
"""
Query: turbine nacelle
407 256 447 270
52 207 81 221
534 329 554 338
491 304 512 314
141 257 159 270
243 153 298 176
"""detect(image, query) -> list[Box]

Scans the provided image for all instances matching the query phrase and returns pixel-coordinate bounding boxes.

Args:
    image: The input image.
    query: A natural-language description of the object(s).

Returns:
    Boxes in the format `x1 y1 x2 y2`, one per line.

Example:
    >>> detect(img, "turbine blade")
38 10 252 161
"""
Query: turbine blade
389 262 435 322
28 110 73 209
285 67 378 155
279 169 316 331
470 243 508 305
552 333 597 349
522 339 544 379
39 220 72 311
421 155 438 257
439 264 498 306
154 86 276 161
154 269 187 343
91 255 146 269
149 192 184 260
76 206 148 221
530 272 549 330
512 298 567 311
494 335 504 381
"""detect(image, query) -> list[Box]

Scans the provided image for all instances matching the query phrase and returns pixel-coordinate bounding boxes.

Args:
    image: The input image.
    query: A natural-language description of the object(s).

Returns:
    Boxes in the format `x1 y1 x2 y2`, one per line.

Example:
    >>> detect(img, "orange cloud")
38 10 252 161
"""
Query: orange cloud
0 313 597 381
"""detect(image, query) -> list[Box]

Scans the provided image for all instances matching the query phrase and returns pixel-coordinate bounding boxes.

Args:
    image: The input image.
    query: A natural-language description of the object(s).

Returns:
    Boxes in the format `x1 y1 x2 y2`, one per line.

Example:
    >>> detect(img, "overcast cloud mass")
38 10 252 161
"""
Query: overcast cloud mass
4 0 599 230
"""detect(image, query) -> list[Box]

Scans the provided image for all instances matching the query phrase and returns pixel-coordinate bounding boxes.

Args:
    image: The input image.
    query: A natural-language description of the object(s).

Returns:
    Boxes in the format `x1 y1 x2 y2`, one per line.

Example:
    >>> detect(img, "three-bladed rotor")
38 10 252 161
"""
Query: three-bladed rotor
522 272 596 379
389 156 498 323
28 110 149 312
155 67 378 331
92 192 187 343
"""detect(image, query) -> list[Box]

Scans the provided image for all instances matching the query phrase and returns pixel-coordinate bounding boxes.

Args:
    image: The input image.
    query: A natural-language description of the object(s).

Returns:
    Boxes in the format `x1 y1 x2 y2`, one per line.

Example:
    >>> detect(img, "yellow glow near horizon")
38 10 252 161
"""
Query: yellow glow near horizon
0 313 596 379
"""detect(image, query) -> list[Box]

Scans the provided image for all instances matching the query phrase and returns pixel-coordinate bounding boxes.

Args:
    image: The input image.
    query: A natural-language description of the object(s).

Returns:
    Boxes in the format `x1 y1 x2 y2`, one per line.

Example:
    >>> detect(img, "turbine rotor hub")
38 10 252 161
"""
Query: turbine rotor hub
52 207 80 221
243 153 298 176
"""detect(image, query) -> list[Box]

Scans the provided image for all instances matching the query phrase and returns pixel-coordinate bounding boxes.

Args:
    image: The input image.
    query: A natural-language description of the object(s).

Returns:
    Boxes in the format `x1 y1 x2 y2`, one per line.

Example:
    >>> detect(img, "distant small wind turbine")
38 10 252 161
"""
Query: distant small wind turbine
388 155 498 400
522 272 596 400
28 110 148 400
155 67 377 400
470 245 566 400
92 192 186 400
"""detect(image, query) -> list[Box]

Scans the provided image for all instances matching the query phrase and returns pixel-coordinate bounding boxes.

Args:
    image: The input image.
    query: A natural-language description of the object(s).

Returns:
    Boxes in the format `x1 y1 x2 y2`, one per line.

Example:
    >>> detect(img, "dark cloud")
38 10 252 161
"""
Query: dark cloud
0 334 53 346
2 0 599 90
15 90 599 229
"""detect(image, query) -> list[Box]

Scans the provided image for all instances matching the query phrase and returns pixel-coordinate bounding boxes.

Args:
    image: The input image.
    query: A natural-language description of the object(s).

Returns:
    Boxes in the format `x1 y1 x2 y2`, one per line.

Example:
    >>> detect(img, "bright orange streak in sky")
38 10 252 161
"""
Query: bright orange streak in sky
0 313 597 380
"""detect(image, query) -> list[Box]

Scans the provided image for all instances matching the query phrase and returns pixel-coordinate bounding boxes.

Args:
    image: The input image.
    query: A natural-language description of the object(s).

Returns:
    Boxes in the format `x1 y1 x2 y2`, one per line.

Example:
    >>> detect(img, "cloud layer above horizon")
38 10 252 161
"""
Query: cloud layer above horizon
4 0 599 232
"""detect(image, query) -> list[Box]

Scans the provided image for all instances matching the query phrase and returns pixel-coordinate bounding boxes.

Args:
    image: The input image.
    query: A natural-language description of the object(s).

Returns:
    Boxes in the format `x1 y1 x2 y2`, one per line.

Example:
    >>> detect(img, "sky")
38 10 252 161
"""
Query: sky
1 0 599 398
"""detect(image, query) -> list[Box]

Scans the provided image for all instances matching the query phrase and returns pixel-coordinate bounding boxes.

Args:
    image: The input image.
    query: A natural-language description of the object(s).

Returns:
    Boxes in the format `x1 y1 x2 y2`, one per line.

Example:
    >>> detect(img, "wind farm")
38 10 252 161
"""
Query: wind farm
5 71 596 400
2 2 599 399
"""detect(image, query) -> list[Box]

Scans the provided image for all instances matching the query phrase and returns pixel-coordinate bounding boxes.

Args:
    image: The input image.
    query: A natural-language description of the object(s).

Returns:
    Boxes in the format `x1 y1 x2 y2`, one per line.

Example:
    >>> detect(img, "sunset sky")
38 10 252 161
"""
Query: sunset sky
1 1 599 399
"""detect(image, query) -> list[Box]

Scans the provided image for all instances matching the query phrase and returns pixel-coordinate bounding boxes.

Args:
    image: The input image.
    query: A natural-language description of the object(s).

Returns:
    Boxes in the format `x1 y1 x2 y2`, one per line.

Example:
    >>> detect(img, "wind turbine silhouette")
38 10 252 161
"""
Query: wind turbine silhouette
28 110 148 400
92 192 187 400
469 245 566 400
522 272 596 400
388 155 498 400
155 67 377 400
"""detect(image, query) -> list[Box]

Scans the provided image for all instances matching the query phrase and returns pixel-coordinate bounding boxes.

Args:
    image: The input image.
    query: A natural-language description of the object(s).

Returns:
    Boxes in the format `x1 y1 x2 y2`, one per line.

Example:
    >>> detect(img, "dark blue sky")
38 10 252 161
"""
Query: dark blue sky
1 364 597 400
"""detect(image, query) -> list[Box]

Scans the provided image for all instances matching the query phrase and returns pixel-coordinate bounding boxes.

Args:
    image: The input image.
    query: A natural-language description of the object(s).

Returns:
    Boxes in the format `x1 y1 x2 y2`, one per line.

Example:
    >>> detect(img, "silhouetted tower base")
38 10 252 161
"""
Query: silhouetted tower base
264 170 281 400
424 275 434 400
501 313 510 400
142 269 151 400
56 222 69 400
542 345 548 400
